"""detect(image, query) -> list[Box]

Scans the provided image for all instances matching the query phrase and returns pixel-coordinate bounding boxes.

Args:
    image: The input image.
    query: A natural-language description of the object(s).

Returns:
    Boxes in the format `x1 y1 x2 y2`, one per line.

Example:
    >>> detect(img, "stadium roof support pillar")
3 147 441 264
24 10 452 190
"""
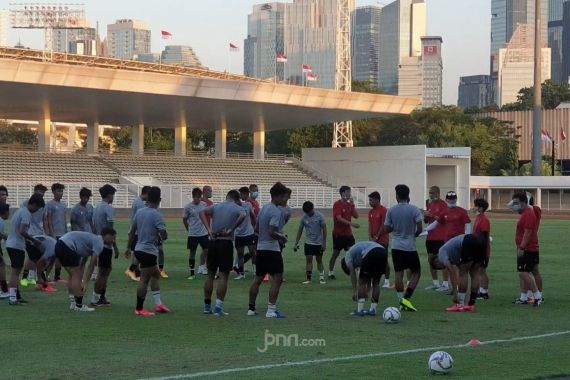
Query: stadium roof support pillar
215 126 227 159
37 116 51 152
535 187 542 207
67 125 76 148
175 109 187 156
253 130 265 160
86 121 99 154
132 123 144 155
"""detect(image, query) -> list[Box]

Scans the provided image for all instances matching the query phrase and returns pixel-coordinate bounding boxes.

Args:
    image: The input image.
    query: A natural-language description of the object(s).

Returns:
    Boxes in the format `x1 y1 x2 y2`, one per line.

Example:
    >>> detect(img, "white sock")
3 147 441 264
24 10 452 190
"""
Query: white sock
533 291 543 300
357 299 365 312
152 291 162 306
215 298 223 308
442 281 449 288
457 292 466 306
92 292 101 303
319 271 325 279
480 288 488 294
29 270 37 280
68 294 74 303
267 303 276 313
384 279 390 287
9 287 17 302
397 292 404 301
370 302 378 312
527 290 533 298
432 280 440 286
328 271 334 276
520 292 528 301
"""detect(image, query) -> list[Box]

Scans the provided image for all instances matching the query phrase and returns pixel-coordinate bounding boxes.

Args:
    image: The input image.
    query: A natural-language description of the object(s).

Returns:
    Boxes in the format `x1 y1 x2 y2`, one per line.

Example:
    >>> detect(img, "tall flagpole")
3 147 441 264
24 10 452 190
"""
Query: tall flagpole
532 0 543 175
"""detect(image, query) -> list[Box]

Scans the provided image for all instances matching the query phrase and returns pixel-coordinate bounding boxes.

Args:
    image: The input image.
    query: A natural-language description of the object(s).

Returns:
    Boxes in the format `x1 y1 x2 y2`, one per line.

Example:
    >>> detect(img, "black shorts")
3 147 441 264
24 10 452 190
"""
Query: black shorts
360 247 388 283
256 250 284 276
25 241 43 263
517 251 539 273
55 240 81 268
129 235 138 251
426 240 445 255
235 234 257 248
187 235 209 251
98 247 113 269
134 251 158 269
333 234 355 252
460 234 487 264
6 248 25 269
391 249 421 272
207 240 234 273
304 244 323 256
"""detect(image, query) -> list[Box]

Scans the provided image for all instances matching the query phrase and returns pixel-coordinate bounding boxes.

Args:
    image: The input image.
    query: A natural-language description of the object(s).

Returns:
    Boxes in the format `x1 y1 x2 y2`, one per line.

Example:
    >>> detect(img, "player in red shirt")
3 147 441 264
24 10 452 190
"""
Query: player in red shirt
329 186 359 280
247 184 260 217
472 198 491 299
525 193 543 300
509 192 542 306
423 186 448 291
368 191 391 288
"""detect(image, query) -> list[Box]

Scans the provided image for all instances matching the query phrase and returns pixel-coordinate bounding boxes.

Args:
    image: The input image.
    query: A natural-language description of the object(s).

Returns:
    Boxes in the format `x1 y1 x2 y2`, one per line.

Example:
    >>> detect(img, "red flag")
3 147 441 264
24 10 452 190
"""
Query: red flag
561 129 567 142
306 73 318 81
302 65 312 73
541 129 553 142
161 30 173 39
276 54 288 63
229 43 239 52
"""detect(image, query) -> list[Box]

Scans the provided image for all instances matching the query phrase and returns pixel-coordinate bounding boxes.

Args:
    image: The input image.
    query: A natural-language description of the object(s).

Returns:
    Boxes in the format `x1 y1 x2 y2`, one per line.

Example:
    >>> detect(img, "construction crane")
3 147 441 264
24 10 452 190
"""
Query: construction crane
333 0 354 148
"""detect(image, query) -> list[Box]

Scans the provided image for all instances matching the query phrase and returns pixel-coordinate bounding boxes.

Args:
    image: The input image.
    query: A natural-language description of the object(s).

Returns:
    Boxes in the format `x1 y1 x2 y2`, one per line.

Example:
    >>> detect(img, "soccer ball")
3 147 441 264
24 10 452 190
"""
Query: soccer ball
428 351 453 374
382 307 401 324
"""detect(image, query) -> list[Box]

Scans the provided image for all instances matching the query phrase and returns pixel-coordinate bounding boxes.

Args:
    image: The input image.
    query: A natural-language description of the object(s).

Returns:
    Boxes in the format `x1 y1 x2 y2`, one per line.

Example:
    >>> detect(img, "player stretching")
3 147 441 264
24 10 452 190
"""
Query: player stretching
423 186 448 291
294 201 327 284
129 187 170 316
199 190 246 316
382 185 423 312
248 182 288 318
368 191 391 288
329 186 359 280
233 187 257 279
341 241 388 316
472 198 491 299
20 184 47 287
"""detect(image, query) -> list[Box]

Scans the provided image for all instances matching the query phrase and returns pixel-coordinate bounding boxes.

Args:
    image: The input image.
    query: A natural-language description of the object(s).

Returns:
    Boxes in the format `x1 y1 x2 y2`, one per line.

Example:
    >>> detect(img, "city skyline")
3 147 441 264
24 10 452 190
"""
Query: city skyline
4 0 491 105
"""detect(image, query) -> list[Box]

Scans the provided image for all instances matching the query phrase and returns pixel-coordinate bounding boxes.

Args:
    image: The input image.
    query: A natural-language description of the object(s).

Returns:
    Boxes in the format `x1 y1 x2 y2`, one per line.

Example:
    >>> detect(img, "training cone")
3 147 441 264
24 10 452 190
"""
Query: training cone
468 339 481 346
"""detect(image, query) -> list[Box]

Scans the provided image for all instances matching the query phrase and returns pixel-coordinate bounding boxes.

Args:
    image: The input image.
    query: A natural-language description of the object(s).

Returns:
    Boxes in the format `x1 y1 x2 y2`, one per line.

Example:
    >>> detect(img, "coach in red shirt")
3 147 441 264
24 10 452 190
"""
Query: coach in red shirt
423 186 448 290
329 185 359 280
438 191 471 242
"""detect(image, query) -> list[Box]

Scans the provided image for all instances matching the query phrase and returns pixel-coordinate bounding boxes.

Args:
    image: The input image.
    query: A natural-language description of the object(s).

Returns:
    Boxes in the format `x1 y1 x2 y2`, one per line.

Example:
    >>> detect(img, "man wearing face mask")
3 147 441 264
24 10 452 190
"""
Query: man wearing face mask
248 184 260 217
423 186 448 291
509 193 542 306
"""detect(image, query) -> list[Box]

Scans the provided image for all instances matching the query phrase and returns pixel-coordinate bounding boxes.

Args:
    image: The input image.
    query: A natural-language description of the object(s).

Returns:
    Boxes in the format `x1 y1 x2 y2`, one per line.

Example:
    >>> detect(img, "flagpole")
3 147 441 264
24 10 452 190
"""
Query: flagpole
552 140 555 176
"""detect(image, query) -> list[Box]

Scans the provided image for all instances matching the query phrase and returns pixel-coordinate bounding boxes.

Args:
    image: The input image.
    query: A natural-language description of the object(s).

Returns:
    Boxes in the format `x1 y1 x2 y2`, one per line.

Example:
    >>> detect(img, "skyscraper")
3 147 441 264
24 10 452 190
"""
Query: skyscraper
562 1 570 83
161 45 205 68
107 19 151 60
0 10 9 47
548 0 566 83
379 0 426 95
420 36 443 106
53 28 97 55
284 0 355 89
244 2 286 81
458 75 493 109
352 6 382 88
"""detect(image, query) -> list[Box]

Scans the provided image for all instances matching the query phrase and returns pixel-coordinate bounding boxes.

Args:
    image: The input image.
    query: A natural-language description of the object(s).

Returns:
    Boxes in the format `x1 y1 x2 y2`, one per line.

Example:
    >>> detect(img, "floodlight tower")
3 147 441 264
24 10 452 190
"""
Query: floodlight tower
9 3 88 60
332 0 354 148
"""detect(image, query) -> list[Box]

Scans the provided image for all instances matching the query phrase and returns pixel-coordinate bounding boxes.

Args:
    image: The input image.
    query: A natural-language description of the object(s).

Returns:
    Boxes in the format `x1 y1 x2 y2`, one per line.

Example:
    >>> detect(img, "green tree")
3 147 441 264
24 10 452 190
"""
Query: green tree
501 80 570 111
0 123 37 145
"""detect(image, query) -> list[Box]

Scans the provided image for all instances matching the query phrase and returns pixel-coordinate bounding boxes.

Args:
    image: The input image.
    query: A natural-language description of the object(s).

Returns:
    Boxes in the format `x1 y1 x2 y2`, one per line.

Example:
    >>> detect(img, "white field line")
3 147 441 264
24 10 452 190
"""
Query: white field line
140 330 570 380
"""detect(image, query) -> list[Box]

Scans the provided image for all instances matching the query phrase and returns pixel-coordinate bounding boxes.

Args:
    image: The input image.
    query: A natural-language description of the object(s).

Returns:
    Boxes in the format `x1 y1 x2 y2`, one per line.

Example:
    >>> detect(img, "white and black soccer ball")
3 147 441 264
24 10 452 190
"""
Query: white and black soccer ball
382 306 401 324
428 351 453 374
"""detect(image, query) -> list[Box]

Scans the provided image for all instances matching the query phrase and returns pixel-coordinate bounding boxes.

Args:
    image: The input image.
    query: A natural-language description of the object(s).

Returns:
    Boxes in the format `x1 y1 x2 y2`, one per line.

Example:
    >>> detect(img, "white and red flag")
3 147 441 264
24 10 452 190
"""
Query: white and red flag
229 43 239 52
161 30 173 39
541 129 553 142
306 73 318 81
276 54 288 62
561 128 567 142
302 64 312 73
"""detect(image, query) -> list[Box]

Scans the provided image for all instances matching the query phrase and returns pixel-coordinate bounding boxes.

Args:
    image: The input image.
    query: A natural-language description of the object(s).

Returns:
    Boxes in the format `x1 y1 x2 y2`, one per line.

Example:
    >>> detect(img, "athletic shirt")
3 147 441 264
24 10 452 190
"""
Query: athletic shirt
33 235 57 260
257 203 284 252
368 206 389 246
439 207 471 242
473 214 491 257
201 197 214 226
333 199 355 237
207 201 246 241
183 201 208 237
344 241 384 269
425 199 448 241
133 207 167 256
129 197 147 232
280 205 292 233
60 231 105 257
21 199 45 236
6 207 32 251
384 203 423 252
516 207 539 252
246 197 260 217
300 211 326 245
70 203 94 233
93 201 115 235
235 201 255 237
533 205 542 231
45 199 67 237
438 234 465 266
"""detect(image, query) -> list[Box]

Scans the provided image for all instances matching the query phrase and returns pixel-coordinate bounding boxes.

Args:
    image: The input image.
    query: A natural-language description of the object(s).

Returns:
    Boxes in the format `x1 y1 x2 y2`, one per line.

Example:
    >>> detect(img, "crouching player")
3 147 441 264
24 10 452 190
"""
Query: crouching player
341 241 388 317
433 234 486 312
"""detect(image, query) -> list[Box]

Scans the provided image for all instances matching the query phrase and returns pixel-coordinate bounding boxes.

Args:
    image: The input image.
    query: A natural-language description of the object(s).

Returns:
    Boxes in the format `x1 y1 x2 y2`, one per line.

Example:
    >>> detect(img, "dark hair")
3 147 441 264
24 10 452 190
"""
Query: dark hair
227 190 240 202
51 183 65 191
368 191 381 200
79 187 92 198
249 184 258 190
28 193 45 208
445 191 457 200
101 227 117 236
527 192 535 206
141 186 151 195
340 258 350 275
512 192 528 204
395 184 410 200
0 185 7 195
270 182 288 198
0 204 9 215
239 186 250 195
302 201 314 213
99 184 116 199
34 184 47 192
286 187 292 196
474 198 489 212
192 187 202 198
339 185 351 194
147 186 161 204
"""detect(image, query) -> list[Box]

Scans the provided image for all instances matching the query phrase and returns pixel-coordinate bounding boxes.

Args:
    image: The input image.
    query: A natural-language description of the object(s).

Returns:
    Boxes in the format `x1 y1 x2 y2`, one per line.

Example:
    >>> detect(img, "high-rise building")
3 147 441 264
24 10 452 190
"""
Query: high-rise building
244 2 286 81
53 28 97 55
352 6 382 88
379 0 426 95
457 75 493 109
548 0 566 83
397 56 422 99
134 53 160 63
0 10 9 47
498 24 551 106
107 19 151 60
563 1 570 83
284 0 355 89
161 45 205 68
490 0 548 103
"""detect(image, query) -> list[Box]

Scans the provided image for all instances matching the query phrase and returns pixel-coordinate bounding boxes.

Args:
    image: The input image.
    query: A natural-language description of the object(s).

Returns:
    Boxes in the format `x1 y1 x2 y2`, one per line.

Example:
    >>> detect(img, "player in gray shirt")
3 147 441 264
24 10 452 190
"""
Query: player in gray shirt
124 186 150 281
20 184 47 287
294 201 327 284
0 203 9 298
44 183 67 282
183 187 209 279
70 187 94 233
233 187 258 280
383 184 423 312
199 190 246 316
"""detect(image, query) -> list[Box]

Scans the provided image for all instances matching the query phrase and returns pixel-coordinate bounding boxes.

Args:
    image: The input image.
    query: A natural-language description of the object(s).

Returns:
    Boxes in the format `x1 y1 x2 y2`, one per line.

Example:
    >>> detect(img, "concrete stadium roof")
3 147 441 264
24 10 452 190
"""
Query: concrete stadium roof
0 52 419 131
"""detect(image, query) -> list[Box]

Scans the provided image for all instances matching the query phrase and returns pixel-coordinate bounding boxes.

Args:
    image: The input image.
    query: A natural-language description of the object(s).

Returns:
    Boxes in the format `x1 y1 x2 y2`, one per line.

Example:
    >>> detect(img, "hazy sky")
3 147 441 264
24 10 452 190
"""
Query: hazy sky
8 0 491 105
